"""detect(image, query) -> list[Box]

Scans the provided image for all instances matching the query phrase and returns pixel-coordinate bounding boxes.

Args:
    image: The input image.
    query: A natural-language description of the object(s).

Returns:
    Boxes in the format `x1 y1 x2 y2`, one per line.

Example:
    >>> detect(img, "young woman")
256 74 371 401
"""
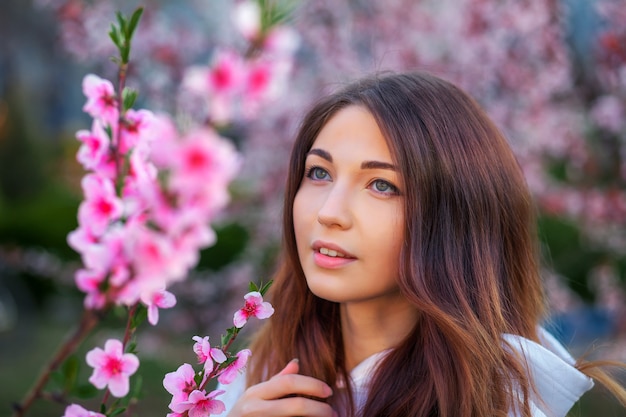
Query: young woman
219 71 626 416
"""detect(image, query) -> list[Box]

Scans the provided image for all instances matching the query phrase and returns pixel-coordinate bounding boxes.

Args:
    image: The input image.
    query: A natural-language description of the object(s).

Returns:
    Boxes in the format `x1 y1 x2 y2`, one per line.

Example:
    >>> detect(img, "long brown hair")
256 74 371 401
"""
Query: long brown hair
246 71 622 416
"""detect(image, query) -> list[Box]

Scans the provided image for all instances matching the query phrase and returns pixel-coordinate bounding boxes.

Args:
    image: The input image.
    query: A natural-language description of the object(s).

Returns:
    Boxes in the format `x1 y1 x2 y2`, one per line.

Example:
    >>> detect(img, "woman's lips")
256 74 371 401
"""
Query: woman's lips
311 240 356 269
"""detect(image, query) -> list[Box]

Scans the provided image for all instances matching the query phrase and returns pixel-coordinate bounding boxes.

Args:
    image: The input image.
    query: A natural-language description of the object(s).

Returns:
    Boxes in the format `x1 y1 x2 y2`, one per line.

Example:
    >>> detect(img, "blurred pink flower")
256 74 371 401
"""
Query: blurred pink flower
170 128 240 196
217 349 251 385
233 0 261 40
77 174 124 236
208 49 245 95
120 109 156 154
63 404 106 417
141 288 177 325
86 339 139 397
75 120 110 171
145 113 180 168
82 74 119 126
591 95 625 133
67 226 98 256
263 26 300 56
74 268 106 309
126 223 173 274
233 291 274 328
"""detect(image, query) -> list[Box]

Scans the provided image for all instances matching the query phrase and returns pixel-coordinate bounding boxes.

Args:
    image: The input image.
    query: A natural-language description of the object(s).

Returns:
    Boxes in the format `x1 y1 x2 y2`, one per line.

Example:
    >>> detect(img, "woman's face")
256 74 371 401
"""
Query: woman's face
293 106 405 306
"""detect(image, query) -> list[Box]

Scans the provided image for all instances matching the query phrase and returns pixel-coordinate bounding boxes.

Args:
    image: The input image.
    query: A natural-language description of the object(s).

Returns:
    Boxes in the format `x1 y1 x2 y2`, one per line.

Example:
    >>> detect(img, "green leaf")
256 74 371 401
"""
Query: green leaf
127 7 144 39
194 370 204 387
110 407 127 416
126 340 138 354
131 303 148 328
122 87 138 111
74 384 99 399
109 25 121 48
258 0 297 33
49 370 65 390
249 281 259 292
100 403 106 413
62 355 80 392
104 125 114 140
259 280 273 296
130 375 143 400
116 11 128 40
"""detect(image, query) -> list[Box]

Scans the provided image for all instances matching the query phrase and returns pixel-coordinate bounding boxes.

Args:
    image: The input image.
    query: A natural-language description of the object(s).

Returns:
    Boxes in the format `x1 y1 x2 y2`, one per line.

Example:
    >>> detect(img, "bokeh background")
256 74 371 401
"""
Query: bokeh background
1 0 626 415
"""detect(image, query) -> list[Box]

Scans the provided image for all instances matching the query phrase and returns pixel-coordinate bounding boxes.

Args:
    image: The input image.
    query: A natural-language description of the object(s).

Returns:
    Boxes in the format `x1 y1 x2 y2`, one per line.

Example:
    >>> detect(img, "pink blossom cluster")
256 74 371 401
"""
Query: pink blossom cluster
61 290 273 416
36 0 299 119
179 3 299 124
240 0 626 252
163 290 273 416
67 72 240 318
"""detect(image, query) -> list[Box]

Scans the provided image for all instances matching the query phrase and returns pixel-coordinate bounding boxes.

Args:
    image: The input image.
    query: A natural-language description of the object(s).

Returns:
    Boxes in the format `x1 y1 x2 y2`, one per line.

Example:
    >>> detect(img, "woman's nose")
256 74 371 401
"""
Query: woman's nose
316 186 353 229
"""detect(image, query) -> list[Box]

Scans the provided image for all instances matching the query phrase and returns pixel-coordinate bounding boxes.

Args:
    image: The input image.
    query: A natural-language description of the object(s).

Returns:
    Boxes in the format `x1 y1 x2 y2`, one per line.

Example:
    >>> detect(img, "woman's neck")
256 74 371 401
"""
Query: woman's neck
340 291 419 372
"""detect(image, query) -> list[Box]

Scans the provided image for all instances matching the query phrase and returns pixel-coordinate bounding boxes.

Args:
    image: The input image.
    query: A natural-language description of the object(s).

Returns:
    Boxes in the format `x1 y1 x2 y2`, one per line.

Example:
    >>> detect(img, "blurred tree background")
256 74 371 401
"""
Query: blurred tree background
1 0 625 416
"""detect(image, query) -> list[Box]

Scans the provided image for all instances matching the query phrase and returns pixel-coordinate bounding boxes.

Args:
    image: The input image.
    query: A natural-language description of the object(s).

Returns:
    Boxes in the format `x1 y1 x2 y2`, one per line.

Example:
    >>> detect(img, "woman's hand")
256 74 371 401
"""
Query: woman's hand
227 359 337 417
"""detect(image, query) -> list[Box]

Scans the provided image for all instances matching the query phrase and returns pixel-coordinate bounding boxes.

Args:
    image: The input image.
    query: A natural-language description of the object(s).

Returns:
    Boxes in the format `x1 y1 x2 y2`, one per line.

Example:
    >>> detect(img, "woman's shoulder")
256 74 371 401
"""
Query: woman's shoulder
502 327 594 417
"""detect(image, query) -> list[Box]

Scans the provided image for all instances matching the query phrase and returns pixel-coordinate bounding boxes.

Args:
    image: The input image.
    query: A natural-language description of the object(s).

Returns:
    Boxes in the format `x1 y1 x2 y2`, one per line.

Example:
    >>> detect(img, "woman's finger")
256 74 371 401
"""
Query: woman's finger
247 372 333 401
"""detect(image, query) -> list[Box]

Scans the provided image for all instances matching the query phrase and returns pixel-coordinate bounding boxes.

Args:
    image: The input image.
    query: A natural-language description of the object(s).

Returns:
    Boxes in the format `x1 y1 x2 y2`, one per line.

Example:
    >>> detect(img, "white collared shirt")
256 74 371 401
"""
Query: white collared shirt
218 327 594 416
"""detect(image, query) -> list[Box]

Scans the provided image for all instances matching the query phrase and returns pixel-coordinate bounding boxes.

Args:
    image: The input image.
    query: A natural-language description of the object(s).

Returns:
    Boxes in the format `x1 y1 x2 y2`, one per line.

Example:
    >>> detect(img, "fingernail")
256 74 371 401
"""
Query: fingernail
290 358 299 364
325 384 333 397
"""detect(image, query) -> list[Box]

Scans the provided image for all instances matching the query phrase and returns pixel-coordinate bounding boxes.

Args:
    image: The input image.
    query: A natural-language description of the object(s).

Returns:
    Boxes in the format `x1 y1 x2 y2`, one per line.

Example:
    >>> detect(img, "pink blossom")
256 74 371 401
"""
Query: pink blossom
75 120 110 171
63 404 106 417
217 349 251 385
141 288 177 325
75 268 104 293
233 291 274 328
591 95 624 133
74 268 106 309
74 224 127 278
77 174 124 236
145 113 180 168
125 223 188 292
120 109 156 154
163 363 198 406
246 60 273 98
170 128 240 196
67 226 98 255
82 74 118 126
169 224 217 271
191 336 227 373
171 389 226 417
86 339 139 397
233 0 262 40
208 49 244 95
263 26 300 56
122 150 158 208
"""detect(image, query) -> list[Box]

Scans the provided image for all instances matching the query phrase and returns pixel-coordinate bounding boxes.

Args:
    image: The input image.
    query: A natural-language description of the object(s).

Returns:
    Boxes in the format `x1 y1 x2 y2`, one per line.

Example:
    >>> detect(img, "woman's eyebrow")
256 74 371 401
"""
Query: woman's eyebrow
307 148 397 171
361 161 397 171
307 148 332 162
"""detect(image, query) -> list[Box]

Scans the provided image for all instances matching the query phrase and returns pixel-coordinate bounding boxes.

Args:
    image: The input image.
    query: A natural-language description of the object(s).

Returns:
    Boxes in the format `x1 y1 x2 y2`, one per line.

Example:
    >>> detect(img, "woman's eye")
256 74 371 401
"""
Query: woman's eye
306 166 330 181
371 179 399 195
